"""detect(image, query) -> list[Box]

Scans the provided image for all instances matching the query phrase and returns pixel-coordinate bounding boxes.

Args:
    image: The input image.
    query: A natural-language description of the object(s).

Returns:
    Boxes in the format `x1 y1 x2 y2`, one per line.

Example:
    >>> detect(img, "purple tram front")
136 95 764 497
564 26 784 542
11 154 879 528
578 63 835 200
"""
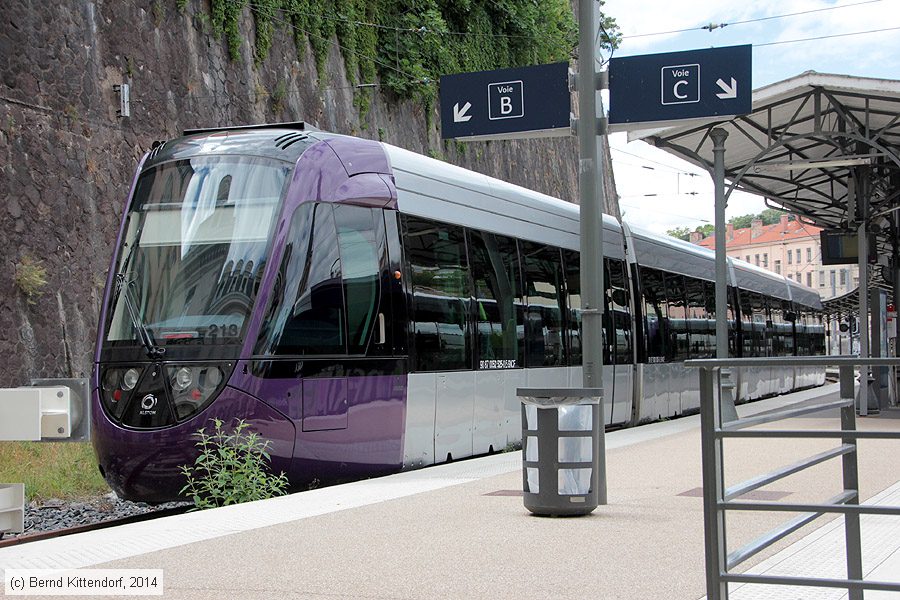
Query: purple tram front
92 126 409 502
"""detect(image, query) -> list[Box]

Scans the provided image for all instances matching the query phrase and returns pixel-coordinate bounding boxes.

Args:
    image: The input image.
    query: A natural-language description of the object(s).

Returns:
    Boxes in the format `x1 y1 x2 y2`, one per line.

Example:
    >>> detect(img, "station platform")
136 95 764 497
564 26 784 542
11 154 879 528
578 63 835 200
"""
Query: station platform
2 383 899 599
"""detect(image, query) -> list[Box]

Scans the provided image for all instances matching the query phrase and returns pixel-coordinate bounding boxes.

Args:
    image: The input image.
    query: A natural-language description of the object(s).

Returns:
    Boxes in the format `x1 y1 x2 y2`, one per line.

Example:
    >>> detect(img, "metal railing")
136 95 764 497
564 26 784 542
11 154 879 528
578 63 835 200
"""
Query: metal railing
686 356 900 600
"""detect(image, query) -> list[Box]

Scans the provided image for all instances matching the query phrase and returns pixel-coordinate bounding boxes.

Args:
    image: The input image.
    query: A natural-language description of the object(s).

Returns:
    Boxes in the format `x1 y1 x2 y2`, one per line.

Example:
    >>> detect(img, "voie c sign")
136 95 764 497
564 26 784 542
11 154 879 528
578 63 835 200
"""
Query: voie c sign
608 44 751 131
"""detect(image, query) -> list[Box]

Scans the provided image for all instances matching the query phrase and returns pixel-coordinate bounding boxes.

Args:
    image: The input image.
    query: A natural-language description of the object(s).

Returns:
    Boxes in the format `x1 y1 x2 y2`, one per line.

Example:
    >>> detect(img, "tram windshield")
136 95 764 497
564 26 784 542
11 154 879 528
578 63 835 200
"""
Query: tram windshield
105 155 290 348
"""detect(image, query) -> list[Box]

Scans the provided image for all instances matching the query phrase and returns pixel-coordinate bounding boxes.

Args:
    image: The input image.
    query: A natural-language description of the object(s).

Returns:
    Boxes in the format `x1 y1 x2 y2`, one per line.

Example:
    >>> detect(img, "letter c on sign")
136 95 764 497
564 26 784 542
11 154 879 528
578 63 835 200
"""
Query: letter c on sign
674 80 688 100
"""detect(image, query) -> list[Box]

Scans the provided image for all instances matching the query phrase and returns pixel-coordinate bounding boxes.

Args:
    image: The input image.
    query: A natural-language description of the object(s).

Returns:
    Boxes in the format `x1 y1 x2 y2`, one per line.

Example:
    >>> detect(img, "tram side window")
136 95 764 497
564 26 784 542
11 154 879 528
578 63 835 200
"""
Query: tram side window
810 311 826 355
751 293 770 357
608 259 633 364
640 267 668 362
522 242 566 367
469 230 524 369
770 299 793 357
563 250 584 365
794 310 810 356
703 281 740 357
738 290 758 358
686 277 713 359
255 202 346 355
405 217 470 371
665 273 690 361
335 205 383 355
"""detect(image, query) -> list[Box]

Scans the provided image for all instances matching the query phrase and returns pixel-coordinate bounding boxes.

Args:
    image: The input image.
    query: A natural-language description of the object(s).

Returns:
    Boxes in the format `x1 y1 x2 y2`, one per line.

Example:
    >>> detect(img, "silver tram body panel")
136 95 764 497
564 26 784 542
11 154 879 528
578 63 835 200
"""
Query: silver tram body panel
381 143 824 468
623 224 721 422
787 278 827 389
383 144 629 467
731 261 794 402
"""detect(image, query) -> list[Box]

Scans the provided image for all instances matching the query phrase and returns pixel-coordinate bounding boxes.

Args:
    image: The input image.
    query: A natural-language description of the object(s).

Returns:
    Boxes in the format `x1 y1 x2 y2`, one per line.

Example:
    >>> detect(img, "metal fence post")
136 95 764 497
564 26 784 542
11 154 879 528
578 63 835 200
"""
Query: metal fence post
700 366 728 600
840 365 864 600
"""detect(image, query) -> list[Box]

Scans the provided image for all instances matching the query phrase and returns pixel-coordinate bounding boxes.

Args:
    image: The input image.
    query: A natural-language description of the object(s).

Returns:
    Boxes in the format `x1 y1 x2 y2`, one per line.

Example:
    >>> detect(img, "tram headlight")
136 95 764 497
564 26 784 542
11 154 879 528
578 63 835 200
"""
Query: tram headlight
172 367 193 391
200 366 223 390
101 369 119 392
100 366 144 419
166 364 228 421
122 368 140 391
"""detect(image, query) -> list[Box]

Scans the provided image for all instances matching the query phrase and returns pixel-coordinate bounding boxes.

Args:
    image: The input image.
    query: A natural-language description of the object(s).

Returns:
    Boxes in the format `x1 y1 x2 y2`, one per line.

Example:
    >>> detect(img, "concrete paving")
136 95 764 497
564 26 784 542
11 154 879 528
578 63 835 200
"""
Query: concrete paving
2 383 899 599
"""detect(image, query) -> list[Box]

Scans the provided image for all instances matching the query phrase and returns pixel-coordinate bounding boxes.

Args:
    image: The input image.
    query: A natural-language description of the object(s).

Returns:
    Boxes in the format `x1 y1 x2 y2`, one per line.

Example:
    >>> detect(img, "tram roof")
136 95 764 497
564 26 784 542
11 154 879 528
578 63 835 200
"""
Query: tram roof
631 71 900 313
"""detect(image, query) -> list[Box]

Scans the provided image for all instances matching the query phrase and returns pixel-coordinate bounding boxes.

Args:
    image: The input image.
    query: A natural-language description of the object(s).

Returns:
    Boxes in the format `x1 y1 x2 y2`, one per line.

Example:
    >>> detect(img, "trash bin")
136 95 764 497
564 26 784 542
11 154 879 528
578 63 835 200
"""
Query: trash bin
517 387 602 516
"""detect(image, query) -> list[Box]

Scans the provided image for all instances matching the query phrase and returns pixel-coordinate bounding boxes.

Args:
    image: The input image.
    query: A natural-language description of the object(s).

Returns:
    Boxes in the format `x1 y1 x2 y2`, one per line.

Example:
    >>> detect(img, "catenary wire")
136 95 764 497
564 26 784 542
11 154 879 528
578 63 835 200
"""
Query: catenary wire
612 146 702 176
755 25 900 47
622 0 883 39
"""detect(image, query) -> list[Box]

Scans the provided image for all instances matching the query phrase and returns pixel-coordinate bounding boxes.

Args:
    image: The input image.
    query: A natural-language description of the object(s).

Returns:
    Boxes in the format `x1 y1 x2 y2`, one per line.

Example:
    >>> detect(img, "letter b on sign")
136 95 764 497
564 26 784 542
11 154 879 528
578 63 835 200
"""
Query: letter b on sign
488 80 524 120
661 63 700 105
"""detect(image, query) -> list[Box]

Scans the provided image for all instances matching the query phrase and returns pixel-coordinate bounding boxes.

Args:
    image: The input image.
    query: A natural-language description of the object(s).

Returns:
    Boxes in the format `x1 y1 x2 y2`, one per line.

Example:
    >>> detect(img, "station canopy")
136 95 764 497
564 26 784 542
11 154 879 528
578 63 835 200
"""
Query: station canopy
631 71 900 315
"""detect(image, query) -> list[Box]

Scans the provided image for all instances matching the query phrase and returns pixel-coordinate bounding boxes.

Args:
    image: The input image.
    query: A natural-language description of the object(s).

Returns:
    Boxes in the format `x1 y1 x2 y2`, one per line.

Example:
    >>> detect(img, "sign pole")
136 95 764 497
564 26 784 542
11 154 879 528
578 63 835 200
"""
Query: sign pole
711 128 738 422
577 0 606 504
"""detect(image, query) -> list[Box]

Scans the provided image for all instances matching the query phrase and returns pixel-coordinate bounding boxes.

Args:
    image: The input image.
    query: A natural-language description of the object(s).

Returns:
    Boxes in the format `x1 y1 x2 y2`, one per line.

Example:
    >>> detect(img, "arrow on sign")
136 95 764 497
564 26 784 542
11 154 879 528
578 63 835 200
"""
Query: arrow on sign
453 102 472 122
715 77 737 99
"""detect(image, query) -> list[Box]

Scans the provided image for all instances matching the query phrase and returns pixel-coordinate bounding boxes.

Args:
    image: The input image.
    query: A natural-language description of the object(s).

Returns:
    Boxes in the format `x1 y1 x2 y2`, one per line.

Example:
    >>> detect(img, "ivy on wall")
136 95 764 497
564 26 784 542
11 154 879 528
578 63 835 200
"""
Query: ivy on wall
198 0 619 117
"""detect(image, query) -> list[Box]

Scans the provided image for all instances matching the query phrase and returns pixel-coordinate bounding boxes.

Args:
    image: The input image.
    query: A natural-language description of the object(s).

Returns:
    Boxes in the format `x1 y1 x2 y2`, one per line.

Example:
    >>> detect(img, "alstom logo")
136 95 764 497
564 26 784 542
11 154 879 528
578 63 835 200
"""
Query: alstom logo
140 393 158 414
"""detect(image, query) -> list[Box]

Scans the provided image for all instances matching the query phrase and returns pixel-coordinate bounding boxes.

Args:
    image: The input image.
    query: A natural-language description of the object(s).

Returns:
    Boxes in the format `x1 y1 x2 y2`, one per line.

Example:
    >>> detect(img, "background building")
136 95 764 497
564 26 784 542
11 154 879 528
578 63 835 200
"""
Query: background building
693 213 859 300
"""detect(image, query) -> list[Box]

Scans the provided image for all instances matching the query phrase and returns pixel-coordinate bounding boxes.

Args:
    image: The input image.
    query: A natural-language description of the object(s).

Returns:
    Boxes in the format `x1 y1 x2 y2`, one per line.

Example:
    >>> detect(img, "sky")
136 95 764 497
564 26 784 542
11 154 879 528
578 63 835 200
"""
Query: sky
600 0 900 234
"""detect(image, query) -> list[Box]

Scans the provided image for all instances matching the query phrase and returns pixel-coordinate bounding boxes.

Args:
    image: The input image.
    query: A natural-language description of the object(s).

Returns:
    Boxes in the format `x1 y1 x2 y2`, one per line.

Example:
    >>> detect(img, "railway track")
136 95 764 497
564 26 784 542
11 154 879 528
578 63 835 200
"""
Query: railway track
0 505 190 548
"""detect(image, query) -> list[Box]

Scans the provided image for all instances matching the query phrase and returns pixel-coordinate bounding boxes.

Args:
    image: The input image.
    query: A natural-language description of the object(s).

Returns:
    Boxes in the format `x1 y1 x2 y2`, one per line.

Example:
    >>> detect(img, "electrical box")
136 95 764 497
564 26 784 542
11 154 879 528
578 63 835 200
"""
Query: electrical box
0 484 25 534
30 378 90 442
0 386 72 441
114 83 130 118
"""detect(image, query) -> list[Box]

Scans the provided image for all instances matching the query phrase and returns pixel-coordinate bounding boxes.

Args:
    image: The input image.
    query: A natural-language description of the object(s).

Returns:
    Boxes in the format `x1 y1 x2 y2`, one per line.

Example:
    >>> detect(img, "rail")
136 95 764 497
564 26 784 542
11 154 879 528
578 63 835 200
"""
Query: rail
686 356 900 600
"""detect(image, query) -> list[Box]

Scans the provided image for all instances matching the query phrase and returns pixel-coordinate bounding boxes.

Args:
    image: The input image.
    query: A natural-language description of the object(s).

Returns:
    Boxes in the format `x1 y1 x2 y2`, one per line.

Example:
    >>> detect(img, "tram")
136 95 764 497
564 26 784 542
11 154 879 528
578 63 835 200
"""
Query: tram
91 124 826 501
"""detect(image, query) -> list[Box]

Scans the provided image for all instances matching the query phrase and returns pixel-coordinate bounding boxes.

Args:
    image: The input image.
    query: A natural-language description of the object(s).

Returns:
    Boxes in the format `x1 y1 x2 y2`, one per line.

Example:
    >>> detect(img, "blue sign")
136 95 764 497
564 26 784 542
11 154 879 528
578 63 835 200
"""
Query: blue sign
440 62 571 140
608 45 752 130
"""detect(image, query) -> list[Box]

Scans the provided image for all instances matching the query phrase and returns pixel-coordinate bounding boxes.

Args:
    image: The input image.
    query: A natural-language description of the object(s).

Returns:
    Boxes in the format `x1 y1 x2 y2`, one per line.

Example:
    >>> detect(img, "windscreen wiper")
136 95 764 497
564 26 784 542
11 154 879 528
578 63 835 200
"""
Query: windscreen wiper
115 274 165 360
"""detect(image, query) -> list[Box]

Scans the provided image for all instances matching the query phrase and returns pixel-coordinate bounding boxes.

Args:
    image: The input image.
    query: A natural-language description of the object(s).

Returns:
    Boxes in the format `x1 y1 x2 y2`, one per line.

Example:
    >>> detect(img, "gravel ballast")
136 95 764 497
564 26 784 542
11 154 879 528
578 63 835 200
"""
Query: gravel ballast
3 494 190 539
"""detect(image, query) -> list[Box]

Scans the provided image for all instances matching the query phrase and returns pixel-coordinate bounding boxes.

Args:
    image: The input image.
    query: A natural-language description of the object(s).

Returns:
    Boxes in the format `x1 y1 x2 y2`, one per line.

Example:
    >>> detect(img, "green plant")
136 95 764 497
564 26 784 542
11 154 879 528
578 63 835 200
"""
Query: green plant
271 80 287 112
195 9 211 33
210 0 245 61
15 256 48 304
180 418 289 510
2 115 16 140
63 104 79 121
201 0 618 117
152 0 164 26
253 80 269 102
251 0 279 64
503 440 522 453
0 442 108 501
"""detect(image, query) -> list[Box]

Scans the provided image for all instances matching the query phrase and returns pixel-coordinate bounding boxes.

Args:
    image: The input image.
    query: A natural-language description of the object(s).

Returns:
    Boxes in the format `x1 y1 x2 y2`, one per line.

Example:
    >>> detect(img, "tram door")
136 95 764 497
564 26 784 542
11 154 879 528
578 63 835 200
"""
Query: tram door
293 203 396 433
607 259 634 425
260 202 401 438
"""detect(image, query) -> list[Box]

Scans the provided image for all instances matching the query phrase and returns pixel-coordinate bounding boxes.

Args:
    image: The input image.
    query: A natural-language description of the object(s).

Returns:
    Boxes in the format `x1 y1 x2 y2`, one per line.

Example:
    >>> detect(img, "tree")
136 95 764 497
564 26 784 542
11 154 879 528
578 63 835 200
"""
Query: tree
666 226 692 241
666 224 714 242
696 224 715 238
728 214 754 229
728 208 793 230
760 208 792 225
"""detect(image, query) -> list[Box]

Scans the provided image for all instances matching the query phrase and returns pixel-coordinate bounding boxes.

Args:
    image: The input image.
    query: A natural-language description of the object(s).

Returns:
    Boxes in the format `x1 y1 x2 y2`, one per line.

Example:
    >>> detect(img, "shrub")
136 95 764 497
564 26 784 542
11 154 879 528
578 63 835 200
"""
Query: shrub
14 256 48 305
180 418 289 509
